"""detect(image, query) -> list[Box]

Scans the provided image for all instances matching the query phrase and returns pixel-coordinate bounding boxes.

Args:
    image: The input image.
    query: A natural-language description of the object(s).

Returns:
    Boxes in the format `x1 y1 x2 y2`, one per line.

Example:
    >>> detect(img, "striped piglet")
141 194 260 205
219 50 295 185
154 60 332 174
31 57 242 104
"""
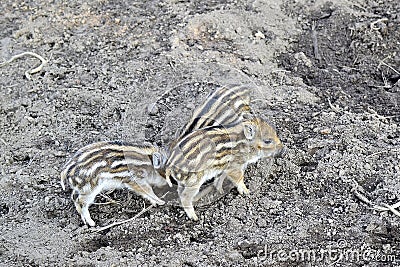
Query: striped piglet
60 141 167 226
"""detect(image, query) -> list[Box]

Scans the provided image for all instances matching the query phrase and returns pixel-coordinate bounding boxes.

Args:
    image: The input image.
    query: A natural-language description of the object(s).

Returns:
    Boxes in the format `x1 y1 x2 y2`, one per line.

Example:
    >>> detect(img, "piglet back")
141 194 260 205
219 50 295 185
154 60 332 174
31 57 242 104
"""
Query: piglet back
178 84 252 139
60 141 158 190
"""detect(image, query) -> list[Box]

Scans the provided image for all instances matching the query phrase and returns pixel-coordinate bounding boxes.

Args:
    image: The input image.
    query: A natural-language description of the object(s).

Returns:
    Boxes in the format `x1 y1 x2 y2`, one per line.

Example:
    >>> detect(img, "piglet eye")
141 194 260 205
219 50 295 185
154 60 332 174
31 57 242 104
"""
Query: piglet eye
263 139 273 145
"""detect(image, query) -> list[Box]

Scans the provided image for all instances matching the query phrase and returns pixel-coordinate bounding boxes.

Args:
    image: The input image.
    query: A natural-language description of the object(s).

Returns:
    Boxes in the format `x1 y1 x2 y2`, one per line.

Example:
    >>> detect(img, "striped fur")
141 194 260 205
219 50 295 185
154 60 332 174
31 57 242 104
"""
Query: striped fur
176 84 252 142
165 117 283 220
60 141 167 226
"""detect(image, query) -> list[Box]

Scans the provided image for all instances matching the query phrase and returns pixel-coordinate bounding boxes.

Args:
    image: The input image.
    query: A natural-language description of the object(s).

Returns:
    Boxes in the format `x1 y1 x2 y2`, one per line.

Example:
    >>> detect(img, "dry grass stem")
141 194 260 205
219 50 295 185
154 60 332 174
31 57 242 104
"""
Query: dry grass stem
0 52 47 80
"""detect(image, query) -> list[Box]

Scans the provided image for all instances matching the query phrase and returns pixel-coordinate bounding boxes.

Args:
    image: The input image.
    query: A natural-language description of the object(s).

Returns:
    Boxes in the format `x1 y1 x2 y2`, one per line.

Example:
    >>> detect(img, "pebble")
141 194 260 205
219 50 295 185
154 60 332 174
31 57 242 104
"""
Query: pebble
25 116 35 123
54 151 67 157
227 250 243 261
147 103 158 115
254 31 265 39
320 128 331 134
186 103 195 110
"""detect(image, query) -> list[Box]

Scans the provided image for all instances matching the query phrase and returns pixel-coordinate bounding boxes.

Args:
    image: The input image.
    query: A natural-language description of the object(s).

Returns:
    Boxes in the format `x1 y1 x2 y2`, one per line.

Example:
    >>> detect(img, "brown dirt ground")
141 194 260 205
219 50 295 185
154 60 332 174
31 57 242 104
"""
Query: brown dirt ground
0 0 399 266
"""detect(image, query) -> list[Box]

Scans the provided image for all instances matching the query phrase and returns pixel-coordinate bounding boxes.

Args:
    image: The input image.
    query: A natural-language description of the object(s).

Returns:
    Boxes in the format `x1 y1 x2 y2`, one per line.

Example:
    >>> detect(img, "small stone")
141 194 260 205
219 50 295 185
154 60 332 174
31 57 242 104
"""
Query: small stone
227 250 243 261
186 103 195 110
174 233 183 241
294 52 312 68
320 128 331 135
254 31 265 39
147 103 158 115
26 116 35 123
54 151 67 157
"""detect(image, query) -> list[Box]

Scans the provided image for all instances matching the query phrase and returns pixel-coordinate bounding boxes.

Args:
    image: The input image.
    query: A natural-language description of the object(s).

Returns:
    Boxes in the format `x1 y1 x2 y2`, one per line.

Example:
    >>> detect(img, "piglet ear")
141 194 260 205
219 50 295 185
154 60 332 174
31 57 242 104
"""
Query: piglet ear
152 152 163 168
243 123 256 140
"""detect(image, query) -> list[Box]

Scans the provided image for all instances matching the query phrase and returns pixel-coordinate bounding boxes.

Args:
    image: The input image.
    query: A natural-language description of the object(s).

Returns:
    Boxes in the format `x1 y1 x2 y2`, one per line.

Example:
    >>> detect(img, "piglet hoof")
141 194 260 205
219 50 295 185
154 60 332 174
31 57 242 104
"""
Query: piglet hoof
184 207 199 221
237 183 250 195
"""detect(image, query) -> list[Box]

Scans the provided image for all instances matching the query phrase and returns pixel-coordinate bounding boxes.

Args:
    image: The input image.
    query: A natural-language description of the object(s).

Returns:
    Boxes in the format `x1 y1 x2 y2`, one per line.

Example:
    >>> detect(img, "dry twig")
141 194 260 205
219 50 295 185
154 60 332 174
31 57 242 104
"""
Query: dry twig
382 203 400 218
353 176 400 218
94 203 155 232
370 18 388 30
352 187 373 206
311 21 321 61
378 55 400 75
373 202 400 218
327 97 341 113
0 138 7 146
366 107 390 121
366 147 400 158
351 179 376 206
0 52 47 80
93 193 121 206
93 192 169 232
